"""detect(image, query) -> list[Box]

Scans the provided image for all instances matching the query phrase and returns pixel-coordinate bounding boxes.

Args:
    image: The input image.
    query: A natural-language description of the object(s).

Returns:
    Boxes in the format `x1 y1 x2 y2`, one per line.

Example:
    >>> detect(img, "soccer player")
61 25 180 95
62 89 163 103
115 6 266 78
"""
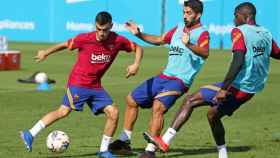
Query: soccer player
143 2 280 158
20 11 143 158
109 0 210 157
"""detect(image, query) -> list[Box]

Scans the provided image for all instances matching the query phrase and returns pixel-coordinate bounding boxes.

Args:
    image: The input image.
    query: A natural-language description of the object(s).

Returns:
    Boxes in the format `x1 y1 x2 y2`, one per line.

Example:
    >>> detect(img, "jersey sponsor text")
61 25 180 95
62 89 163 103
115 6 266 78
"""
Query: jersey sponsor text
91 53 111 63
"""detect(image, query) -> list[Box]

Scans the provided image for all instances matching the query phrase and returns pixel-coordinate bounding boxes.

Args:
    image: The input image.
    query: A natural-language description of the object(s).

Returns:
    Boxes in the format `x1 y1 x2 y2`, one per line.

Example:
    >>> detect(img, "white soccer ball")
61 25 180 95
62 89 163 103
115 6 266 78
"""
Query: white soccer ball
46 130 70 153
35 72 48 83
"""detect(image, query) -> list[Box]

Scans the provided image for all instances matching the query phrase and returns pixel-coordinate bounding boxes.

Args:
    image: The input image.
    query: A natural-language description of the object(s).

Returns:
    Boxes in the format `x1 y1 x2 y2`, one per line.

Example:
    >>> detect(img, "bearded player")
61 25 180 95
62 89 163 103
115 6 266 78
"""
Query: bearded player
144 2 280 158
109 0 210 157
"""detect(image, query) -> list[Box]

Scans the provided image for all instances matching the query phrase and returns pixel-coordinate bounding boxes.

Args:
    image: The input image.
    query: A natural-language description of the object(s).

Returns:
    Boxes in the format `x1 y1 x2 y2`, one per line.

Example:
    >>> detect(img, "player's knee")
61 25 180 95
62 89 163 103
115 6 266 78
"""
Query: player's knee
207 108 218 123
152 102 166 116
182 95 192 108
57 106 71 117
126 94 138 108
106 106 119 121
183 95 197 108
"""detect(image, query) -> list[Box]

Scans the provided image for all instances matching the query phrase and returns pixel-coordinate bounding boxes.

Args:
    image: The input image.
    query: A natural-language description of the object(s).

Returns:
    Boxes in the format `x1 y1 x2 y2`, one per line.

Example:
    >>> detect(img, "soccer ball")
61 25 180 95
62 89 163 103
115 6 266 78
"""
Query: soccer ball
46 130 70 153
35 72 48 83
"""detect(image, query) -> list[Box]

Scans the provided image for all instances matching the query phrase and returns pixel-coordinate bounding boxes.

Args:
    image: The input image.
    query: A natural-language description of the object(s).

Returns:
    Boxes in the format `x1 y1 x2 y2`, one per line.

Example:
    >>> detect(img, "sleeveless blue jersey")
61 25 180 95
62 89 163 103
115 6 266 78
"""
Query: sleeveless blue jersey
232 24 272 93
163 23 207 86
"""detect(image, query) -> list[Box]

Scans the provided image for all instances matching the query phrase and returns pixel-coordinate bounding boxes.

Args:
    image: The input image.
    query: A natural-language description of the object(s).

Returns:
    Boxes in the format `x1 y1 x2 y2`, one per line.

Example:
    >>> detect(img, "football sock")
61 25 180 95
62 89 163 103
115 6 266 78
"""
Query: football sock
145 143 156 152
162 127 177 145
100 135 112 152
29 120 46 137
119 129 132 142
217 144 228 158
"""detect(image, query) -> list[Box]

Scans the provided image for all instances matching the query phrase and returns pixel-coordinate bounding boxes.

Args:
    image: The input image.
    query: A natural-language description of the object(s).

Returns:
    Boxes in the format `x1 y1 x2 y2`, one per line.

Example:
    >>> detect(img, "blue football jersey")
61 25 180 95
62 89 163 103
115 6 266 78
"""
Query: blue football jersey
163 23 208 86
232 24 273 93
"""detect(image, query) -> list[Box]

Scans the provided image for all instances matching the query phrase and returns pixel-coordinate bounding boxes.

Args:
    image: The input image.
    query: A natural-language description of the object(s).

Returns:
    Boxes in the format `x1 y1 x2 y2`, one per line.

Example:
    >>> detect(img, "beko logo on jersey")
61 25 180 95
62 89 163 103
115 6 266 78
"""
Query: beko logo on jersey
169 46 184 56
91 54 111 63
253 46 265 52
253 46 265 57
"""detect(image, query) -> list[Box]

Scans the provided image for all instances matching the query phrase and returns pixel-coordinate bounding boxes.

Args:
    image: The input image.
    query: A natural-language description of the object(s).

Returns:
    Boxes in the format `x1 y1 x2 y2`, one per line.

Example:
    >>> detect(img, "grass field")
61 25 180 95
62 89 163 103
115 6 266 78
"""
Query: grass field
0 42 280 158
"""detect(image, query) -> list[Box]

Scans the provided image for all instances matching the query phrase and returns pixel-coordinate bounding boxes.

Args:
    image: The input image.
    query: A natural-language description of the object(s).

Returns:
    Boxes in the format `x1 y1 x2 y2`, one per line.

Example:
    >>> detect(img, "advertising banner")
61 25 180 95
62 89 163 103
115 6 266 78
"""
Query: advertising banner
0 0 279 48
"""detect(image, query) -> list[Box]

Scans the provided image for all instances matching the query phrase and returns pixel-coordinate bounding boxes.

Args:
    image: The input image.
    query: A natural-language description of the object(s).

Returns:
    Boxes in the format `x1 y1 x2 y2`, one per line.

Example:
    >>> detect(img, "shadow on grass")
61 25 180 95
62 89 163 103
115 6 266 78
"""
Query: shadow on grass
155 145 252 157
44 146 252 158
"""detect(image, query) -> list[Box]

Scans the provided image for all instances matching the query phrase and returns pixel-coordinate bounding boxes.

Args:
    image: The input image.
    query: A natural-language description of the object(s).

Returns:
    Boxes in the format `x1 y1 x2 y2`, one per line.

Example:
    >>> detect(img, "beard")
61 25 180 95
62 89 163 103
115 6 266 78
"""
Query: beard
184 18 196 27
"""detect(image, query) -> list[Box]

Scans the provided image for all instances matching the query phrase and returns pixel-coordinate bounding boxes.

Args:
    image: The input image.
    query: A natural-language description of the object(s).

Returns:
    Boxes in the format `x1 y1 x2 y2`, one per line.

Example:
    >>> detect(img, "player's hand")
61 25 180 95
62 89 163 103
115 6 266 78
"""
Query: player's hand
126 63 139 78
213 89 228 104
125 21 140 35
181 32 190 45
34 50 48 62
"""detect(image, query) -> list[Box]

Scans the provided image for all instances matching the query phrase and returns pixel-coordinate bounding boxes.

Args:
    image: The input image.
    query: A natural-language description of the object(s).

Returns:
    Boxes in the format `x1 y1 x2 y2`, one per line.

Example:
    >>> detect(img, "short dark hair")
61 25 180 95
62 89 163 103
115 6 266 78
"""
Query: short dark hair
235 2 256 17
184 0 203 14
95 11 112 25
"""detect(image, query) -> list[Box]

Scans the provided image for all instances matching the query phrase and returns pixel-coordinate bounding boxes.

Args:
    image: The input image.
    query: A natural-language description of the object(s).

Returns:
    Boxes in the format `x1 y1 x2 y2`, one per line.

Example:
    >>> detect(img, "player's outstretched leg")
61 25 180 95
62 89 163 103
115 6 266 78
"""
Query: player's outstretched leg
109 95 137 155
20 105 71 152
139 100 166 157
207 106 228 158
143 92 205 152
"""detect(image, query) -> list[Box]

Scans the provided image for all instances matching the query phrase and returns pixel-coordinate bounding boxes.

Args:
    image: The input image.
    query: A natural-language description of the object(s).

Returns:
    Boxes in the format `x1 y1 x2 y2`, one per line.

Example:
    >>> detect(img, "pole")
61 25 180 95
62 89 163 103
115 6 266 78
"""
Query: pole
161 0 166 34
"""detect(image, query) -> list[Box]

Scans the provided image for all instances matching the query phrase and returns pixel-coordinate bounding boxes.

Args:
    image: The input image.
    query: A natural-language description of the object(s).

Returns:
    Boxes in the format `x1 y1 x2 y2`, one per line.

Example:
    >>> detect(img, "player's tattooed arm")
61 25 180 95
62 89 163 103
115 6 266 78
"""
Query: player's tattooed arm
34 42 68 62
125 21 165 46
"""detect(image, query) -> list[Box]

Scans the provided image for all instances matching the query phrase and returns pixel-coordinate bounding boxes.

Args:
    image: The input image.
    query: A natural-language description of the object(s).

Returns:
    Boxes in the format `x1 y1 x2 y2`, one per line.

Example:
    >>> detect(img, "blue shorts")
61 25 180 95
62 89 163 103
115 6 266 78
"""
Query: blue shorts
62 86 113 115
131 75 187 109
200 82 254 116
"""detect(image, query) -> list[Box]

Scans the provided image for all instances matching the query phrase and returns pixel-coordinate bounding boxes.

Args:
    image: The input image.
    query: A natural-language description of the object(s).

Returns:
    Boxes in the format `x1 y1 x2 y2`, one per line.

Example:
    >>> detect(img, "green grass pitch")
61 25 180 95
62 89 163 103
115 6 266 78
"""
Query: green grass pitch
0 42 280 158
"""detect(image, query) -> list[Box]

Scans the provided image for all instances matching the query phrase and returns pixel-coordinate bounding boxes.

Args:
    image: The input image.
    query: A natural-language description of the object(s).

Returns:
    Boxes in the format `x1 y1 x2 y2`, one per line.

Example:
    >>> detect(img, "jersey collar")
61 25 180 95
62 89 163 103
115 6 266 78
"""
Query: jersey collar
184 23 202 32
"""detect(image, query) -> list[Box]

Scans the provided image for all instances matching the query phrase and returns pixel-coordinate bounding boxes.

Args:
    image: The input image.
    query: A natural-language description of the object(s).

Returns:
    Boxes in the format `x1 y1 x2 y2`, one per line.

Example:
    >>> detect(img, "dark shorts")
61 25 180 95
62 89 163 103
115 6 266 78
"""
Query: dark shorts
131 75 187 109
200 82 254 116
62 85 113 115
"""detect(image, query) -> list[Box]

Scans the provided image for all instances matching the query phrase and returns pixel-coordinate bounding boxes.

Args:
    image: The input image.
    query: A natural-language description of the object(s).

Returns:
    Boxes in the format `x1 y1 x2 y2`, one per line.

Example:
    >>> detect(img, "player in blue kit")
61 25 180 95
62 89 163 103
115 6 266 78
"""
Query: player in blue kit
143 2 280 158
108 0 210 158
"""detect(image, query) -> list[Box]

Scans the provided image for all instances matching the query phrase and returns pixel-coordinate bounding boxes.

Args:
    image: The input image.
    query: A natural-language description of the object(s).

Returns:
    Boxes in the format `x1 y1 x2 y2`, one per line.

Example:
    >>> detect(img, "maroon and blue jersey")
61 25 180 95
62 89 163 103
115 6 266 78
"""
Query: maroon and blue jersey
67 31 135 89
62 31 136 114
